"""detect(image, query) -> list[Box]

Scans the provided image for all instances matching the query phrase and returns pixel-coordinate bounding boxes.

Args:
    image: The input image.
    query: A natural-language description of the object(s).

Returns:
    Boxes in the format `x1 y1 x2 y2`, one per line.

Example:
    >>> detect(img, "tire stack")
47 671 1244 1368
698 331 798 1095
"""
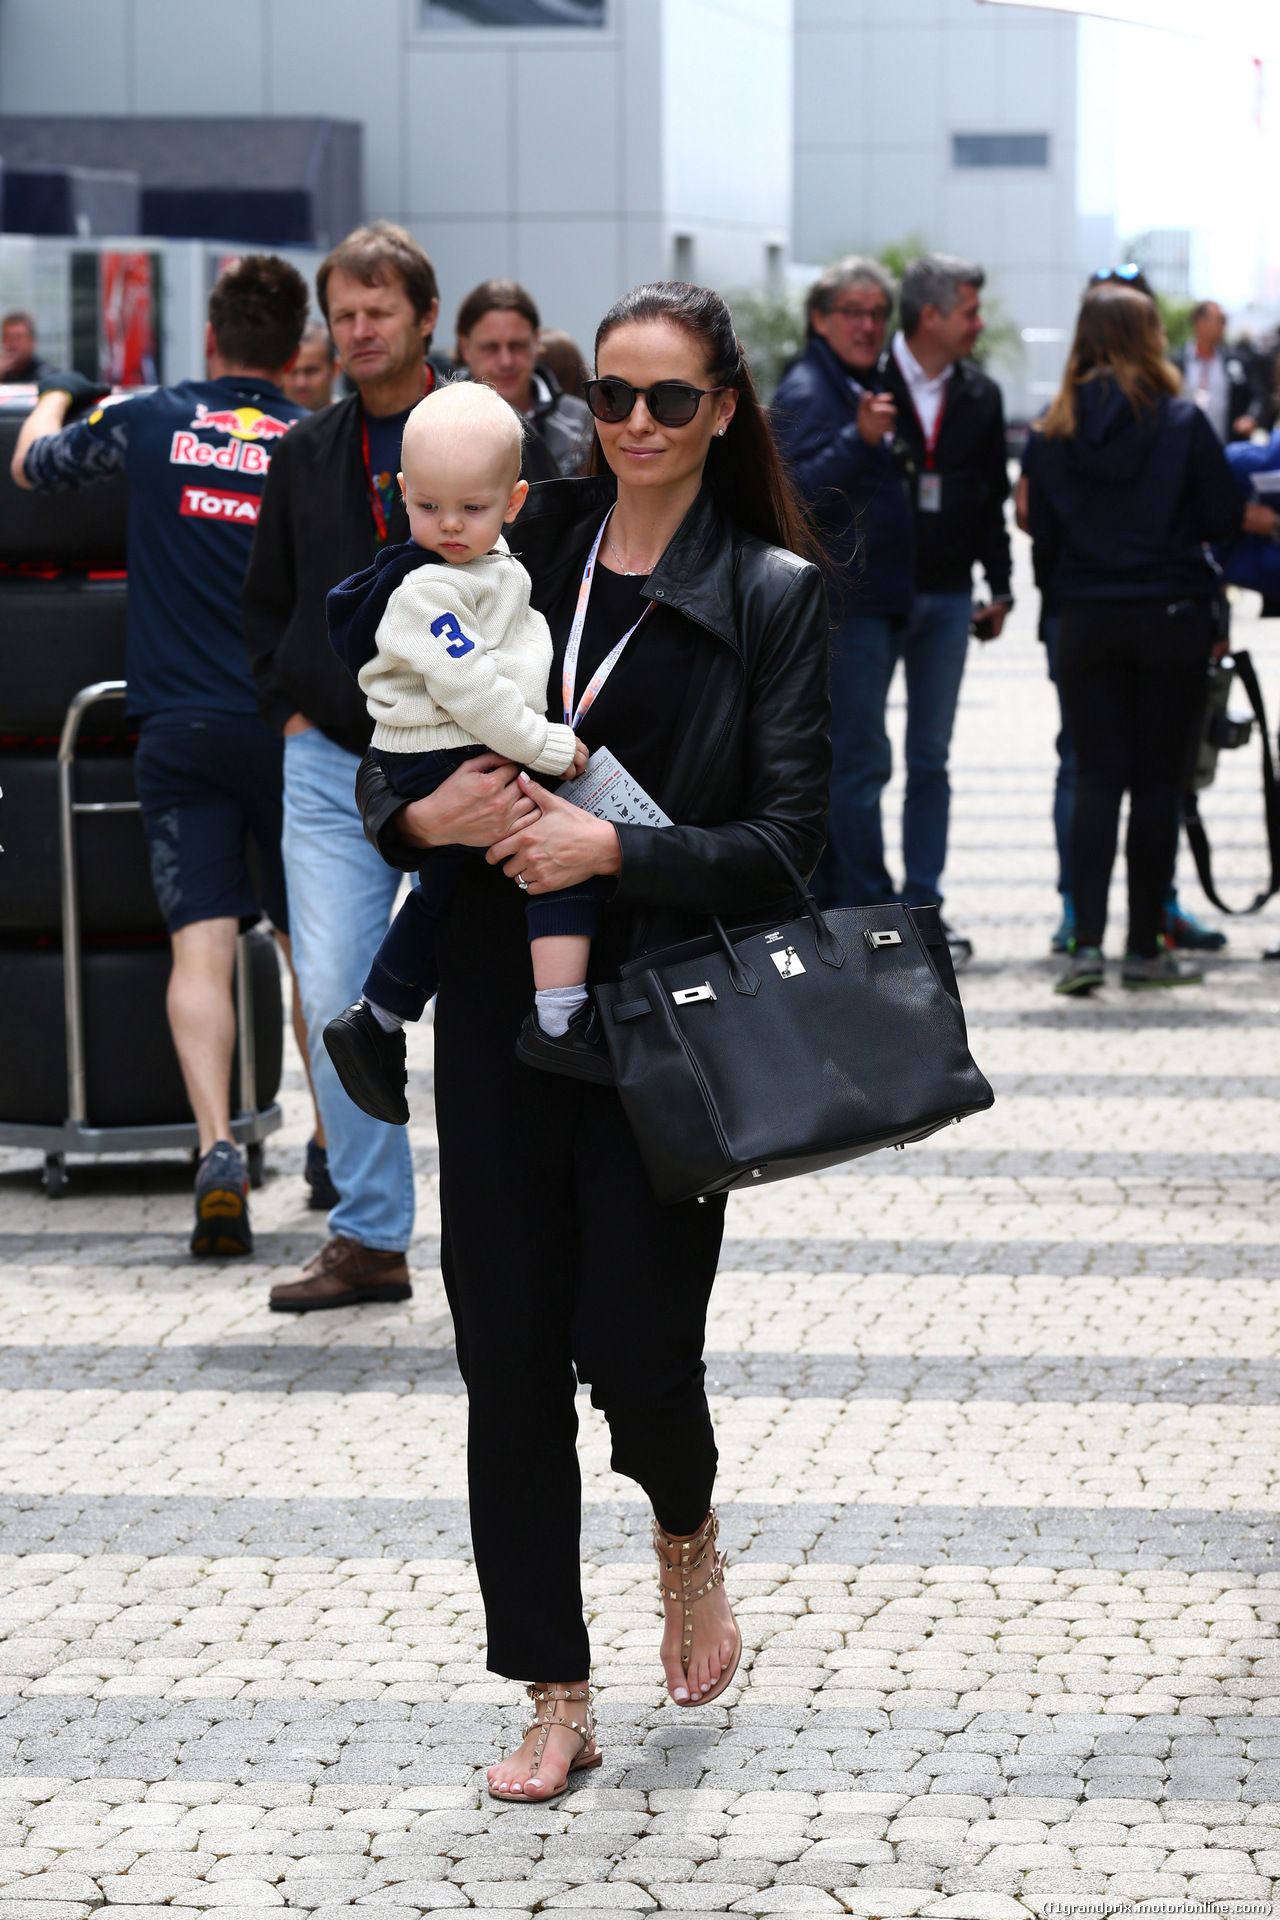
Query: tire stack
0 403 283 1147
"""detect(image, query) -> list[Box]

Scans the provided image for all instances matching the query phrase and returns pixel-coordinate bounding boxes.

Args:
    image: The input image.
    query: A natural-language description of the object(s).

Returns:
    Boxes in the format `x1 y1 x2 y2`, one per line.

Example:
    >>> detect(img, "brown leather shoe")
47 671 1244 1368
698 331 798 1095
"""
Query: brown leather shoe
269 1235 412 1313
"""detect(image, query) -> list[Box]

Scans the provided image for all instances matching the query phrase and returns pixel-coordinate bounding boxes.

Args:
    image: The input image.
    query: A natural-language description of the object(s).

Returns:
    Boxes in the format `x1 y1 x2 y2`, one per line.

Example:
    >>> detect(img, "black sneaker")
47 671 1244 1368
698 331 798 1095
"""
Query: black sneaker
515 1001 614 1085
322 1003 409 1125
1055 945 1105 996
191 1141 253 1257
1121 950 1203 989
304 1135 340 1211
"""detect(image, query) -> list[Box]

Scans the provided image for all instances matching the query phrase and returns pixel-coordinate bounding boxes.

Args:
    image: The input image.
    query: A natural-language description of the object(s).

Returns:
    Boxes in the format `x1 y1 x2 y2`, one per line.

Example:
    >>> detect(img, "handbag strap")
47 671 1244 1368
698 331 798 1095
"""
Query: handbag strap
1183 649 1280 915
737 822 846 968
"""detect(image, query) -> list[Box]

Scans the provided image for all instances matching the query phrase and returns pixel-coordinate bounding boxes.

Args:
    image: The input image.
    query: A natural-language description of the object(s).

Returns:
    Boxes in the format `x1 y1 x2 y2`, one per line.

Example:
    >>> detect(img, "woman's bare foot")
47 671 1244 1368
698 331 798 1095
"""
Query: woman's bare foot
660 1571 738 1702
653 1511 742 1706
486 1681 598 1801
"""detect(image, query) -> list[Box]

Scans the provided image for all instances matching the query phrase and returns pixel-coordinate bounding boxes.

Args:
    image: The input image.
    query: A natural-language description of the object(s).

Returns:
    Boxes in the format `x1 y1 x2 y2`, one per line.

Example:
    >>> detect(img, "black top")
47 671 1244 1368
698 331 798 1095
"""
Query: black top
546 558 700 804
1023 380 1245 602
364 404 415 545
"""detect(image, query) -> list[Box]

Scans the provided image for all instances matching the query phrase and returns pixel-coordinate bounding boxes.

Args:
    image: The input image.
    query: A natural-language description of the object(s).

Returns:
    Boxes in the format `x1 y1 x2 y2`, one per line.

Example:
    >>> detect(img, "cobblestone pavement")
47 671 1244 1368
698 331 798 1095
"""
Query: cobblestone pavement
3 555 1280 1916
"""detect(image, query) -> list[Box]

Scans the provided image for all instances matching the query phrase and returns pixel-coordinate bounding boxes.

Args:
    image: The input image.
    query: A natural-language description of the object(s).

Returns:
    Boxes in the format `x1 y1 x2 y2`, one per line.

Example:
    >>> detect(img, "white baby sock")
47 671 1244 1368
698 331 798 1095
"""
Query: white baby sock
363 998 405 1033
535 984 588 1037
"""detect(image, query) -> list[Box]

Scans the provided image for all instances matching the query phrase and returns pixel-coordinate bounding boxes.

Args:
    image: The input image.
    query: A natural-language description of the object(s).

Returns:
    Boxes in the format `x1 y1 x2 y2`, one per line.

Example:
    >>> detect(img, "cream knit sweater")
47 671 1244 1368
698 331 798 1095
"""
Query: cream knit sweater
358 539 577 776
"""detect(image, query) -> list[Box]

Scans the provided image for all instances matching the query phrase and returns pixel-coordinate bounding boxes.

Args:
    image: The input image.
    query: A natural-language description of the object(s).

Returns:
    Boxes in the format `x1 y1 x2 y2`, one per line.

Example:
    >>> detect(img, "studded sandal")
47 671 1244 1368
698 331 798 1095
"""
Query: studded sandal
653 1507 743 1707
487 1682 603 1802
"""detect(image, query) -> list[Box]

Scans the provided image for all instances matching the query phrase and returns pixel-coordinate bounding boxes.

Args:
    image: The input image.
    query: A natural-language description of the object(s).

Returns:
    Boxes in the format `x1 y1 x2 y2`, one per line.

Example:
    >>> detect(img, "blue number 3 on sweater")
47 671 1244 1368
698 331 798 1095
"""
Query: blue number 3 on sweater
431 611 475 658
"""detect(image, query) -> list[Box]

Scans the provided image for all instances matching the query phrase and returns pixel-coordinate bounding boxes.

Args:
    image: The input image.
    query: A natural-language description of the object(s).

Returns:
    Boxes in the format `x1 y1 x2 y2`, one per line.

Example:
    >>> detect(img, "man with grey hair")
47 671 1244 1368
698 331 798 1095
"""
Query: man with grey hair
773 258 915 913
878 252 1012 963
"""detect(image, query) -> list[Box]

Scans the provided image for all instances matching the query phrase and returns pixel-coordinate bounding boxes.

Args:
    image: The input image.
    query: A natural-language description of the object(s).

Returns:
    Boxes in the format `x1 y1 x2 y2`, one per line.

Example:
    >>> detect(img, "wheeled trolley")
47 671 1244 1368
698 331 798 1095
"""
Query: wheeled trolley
0 680 283 1195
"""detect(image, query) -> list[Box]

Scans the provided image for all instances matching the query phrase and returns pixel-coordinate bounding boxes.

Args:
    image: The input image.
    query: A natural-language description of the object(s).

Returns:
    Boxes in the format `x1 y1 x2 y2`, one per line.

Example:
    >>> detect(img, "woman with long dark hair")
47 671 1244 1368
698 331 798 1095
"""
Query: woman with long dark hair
353 283 829 1796
1025 283 1276 994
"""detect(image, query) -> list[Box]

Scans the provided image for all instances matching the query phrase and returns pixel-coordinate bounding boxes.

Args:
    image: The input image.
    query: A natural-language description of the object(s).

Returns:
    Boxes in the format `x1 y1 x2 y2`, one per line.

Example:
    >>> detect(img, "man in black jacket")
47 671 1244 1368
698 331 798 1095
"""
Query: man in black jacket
454 278 593 481
880 253 1012 963
1169 301 1261 444
243 222 440 1312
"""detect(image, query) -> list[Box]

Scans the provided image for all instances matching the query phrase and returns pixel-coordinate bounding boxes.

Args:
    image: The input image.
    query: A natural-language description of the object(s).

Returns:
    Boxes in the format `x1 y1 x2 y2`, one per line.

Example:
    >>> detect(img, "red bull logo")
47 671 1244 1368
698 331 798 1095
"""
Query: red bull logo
170 403 293 477
191 403 292 441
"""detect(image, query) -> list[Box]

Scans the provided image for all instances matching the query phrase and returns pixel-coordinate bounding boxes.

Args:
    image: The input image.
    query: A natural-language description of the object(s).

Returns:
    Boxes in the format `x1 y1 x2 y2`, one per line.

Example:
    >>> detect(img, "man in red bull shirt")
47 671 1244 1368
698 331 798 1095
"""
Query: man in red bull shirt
11 254 314 1258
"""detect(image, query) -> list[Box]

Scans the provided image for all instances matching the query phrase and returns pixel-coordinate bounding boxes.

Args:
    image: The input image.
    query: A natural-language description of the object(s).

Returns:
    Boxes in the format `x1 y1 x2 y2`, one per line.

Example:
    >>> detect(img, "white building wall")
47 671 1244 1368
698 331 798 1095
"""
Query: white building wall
662 0 792 294
0 0 792 366
793 0 1079 419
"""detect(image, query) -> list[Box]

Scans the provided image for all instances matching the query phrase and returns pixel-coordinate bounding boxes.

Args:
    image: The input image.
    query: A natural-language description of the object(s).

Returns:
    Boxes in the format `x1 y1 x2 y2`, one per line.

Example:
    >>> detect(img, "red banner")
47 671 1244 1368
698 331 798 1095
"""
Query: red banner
100 253 158 387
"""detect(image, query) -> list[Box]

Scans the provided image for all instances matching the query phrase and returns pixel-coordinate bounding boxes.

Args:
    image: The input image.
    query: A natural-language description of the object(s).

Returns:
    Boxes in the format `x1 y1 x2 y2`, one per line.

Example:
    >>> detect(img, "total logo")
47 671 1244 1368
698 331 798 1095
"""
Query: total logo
179 485 260 525
170 404 293 477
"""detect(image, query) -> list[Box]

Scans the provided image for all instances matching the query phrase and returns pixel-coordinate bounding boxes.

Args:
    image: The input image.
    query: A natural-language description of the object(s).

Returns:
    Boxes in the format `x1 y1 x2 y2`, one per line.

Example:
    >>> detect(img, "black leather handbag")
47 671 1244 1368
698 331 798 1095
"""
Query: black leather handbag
594 833 995 1206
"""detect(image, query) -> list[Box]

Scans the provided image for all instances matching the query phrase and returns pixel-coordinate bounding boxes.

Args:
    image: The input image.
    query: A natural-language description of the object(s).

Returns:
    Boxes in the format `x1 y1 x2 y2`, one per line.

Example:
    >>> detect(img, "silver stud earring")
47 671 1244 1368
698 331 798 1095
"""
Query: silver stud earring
717 427 725 436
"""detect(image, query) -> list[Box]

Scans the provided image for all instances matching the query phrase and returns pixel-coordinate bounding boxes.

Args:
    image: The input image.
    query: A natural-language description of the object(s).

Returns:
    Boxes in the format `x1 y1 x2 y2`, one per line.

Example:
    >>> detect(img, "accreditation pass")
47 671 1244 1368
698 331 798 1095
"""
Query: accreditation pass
557 747 672 831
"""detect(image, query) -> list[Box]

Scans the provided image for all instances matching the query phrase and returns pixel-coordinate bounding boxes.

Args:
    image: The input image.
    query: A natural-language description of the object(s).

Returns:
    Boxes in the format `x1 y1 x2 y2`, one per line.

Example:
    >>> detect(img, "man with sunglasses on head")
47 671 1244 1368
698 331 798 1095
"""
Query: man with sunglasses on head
773 258 915 919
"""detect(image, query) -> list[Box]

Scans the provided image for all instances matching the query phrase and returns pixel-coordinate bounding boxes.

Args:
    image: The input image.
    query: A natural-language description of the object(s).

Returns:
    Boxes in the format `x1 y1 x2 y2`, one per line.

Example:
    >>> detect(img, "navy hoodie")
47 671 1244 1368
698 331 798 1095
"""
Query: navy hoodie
1023 379 1244 602
327 538 438 687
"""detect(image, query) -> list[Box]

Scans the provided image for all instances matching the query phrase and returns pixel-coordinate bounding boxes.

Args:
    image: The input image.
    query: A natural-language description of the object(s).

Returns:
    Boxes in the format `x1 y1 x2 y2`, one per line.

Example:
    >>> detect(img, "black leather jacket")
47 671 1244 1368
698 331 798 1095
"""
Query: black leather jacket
354 474 831 959
244 391 411 755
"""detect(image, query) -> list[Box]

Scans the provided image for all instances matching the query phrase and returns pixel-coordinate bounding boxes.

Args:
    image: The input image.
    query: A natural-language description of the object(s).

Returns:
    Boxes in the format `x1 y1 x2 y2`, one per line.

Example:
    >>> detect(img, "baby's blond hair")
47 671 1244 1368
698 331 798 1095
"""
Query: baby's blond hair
401 378 524 486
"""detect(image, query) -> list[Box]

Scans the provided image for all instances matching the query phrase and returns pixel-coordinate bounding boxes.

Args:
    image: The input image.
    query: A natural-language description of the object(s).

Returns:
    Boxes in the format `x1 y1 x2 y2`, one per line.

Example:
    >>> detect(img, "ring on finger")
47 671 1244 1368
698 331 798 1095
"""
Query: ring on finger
516 872 528 891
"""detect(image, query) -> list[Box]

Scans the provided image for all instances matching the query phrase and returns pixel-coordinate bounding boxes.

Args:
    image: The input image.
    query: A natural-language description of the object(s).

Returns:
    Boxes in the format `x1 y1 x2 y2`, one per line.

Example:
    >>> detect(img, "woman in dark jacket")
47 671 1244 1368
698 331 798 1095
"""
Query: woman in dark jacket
1024 283 1276 995
355 284 829 1799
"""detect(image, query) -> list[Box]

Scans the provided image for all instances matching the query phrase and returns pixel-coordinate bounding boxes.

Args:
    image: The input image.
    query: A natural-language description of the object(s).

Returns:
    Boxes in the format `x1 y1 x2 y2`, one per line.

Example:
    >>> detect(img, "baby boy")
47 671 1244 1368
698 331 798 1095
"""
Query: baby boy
323 380 599 1126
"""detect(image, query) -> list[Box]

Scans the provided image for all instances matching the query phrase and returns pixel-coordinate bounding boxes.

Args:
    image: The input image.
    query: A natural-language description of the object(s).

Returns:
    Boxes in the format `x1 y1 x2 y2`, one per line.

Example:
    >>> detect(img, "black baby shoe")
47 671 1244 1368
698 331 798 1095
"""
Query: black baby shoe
304 1135 340 1211
515 1000 614 1086
323 1002 410 1125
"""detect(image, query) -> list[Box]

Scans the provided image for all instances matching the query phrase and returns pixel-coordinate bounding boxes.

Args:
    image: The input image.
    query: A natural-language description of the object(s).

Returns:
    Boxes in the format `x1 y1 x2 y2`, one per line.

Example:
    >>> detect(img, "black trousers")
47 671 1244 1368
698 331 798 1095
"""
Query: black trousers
1055 597 1214 956
432 859 726 1680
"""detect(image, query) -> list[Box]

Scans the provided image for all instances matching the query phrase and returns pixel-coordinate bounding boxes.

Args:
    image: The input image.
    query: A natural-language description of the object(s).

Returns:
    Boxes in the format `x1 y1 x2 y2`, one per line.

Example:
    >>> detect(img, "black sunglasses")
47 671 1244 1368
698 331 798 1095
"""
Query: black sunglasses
584 376 731 428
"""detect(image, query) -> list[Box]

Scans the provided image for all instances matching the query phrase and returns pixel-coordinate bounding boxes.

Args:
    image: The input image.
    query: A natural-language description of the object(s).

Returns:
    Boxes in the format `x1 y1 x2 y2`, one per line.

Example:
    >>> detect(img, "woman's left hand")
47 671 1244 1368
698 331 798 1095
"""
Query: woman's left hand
487 771 622 892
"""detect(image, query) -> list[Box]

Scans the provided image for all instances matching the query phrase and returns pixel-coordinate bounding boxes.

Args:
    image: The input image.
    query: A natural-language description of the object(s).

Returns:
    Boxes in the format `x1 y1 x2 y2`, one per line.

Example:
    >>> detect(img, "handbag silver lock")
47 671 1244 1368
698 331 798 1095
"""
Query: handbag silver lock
671 982 717 1006
865 929 903 950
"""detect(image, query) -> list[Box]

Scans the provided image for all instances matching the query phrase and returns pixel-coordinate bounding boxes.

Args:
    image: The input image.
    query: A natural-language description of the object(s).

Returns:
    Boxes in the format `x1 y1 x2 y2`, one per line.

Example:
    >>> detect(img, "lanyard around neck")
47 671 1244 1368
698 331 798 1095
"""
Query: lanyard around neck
360 412 389 542
561 512 653 731
896 342 950 469
907 374 948 469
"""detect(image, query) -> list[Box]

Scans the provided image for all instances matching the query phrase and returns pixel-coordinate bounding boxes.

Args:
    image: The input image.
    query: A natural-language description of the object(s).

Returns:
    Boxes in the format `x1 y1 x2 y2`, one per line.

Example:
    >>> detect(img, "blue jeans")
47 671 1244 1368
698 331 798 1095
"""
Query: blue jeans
813 592 972 910
283 727 416 1252
1042 611 1077 899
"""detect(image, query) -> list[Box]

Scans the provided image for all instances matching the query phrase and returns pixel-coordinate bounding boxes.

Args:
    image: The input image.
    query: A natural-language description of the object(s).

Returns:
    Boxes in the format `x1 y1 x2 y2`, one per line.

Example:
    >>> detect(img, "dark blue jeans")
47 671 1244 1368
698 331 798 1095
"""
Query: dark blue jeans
1042 611 1078 899
813 593 972 911
363 745 599 1022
